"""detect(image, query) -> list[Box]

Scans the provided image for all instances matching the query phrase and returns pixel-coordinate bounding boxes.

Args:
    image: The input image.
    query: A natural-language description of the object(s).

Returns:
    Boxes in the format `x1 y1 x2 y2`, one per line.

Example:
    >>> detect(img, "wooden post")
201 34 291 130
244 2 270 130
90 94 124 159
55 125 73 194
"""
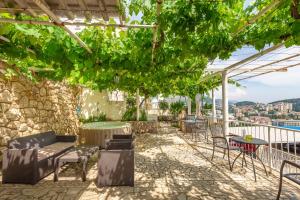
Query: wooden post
136 88 140 121
212 89 216 123
222 71 229 135
195 94 202 118
187 97 192 115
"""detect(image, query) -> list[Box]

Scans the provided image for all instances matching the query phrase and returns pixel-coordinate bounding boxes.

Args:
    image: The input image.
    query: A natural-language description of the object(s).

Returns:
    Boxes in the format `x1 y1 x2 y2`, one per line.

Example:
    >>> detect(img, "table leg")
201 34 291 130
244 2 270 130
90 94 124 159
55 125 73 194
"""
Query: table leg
242 152 247 168
250 153 257 182
256 154 268 176
251 145 268 177
232 151 243 169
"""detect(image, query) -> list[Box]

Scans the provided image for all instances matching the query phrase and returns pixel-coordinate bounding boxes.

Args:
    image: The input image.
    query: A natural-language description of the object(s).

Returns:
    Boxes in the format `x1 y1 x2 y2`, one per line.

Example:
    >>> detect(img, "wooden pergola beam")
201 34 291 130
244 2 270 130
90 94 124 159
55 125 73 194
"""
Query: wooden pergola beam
226 44 284 72
0 34 35 54
0 35 10 42
59 1 74 20
28 67 55 72
208 67 287 73
201 43 284 83
77 0 92 21
234 0 284 36
98 0 109 21
0 7 118 13
117 0 124 25
0 1 14 16
32 0 92 53
229 53 300 78
0 18 156 28
236 62 300 81
14 0 37 17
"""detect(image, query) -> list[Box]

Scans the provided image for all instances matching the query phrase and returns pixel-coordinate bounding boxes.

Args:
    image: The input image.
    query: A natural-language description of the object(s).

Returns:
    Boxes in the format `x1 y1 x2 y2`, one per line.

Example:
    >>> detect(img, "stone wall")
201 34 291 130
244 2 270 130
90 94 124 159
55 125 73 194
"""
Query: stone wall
0 71 80 147
129 121 158 134
80 88 126 121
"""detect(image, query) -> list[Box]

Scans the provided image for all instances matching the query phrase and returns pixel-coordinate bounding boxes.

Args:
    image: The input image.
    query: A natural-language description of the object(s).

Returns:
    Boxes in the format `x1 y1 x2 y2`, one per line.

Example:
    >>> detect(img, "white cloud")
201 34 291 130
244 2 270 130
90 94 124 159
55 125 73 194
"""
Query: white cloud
249 67 300 87
215 85 247 100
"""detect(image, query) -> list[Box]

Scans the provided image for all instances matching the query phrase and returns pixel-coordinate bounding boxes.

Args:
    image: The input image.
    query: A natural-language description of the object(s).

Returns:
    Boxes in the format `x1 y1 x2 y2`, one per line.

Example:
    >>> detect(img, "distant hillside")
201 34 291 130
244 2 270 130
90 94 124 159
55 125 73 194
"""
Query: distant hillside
271 98 300 104
215 99 238 106
235 101 256 107
271 98 300 112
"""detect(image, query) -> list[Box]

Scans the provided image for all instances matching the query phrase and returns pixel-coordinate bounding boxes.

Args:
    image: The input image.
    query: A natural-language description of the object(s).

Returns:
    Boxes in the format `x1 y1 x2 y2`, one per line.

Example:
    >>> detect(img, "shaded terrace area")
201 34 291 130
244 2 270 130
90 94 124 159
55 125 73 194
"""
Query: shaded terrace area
1 124 299 200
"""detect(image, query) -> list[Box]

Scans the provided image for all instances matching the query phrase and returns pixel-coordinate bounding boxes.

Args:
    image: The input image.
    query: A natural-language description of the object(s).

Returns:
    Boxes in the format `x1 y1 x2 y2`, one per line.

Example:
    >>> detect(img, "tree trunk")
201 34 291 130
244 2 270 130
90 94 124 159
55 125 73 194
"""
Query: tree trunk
291 0 300 19
136 89 140 121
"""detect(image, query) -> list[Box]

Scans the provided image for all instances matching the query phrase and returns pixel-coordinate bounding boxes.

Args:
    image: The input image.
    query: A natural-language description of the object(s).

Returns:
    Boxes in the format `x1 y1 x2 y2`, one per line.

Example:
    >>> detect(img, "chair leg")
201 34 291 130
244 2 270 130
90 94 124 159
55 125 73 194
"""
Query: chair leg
227 148 232 171
276 169 284 200
211 145 215 161
223 149 226 159
242 152 247 167
242 152 247 168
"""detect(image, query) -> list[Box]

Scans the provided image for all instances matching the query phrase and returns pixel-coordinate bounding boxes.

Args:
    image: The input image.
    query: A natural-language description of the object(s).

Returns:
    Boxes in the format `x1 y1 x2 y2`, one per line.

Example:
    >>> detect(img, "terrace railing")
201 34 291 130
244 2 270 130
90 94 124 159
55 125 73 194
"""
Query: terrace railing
227 120 300 174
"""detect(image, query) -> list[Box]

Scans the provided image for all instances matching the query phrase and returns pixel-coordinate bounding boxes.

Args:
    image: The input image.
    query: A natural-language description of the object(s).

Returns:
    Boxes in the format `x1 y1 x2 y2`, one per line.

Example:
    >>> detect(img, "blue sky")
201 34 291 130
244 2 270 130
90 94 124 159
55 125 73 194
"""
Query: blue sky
212 45 300 103
215 68 300 103
212 0 300 103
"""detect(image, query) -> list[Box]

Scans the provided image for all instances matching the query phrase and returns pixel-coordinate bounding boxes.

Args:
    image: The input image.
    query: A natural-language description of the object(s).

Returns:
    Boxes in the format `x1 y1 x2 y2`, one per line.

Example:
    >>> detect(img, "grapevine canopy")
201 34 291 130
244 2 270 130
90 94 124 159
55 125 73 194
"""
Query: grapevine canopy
0 0 299 98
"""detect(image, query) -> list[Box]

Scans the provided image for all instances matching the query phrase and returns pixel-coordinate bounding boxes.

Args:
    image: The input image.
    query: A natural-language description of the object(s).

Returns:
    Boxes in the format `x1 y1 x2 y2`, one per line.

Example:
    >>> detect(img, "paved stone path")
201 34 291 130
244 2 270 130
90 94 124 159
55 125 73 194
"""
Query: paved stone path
0 124 299 199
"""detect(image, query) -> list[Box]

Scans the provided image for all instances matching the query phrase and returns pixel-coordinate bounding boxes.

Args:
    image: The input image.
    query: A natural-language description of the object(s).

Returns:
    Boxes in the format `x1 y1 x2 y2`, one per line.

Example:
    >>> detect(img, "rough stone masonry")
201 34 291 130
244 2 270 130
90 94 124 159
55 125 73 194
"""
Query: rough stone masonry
0 64 80 147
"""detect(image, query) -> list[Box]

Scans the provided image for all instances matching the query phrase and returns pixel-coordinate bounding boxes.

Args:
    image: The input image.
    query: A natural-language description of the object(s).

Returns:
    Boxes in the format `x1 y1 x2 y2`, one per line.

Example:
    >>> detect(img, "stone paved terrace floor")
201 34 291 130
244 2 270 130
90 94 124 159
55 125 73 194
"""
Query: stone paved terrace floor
1 124 300 200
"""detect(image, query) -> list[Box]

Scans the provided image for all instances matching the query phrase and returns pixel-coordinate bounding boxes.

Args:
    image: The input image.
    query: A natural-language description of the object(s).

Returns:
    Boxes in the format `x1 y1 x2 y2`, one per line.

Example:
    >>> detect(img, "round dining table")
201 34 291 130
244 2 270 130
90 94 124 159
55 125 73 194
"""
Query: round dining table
231 136 269 182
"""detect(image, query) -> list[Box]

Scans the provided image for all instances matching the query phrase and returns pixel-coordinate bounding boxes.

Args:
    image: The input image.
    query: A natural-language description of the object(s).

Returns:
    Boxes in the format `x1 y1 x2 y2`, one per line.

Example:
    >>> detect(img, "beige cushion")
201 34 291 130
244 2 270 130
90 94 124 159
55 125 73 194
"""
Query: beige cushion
38 142 74 161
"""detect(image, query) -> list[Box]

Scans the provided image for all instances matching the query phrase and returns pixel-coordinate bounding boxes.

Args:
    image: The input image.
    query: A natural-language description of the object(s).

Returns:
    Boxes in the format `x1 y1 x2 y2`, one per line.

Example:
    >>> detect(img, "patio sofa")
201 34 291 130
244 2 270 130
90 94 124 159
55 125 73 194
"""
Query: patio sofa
96 135 134 187
2 131 76 185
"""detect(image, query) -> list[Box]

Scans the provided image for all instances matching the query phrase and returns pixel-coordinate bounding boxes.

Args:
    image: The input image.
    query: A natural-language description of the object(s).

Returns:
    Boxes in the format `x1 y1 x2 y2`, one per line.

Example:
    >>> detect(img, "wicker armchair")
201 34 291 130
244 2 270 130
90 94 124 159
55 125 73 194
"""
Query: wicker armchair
210 123 240 171
276 160 300 200
97 139 134 187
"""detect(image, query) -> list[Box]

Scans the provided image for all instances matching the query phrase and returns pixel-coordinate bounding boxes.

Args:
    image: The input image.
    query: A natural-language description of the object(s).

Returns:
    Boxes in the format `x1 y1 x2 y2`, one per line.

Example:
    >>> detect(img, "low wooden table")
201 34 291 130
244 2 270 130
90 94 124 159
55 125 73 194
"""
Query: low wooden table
54 146 98 182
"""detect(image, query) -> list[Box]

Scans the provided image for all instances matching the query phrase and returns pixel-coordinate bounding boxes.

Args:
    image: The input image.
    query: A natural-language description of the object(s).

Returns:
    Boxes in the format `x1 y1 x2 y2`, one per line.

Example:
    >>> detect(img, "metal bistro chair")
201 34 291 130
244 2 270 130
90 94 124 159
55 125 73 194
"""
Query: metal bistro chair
210 123 241 171
191 119 208 142
276 160 300 200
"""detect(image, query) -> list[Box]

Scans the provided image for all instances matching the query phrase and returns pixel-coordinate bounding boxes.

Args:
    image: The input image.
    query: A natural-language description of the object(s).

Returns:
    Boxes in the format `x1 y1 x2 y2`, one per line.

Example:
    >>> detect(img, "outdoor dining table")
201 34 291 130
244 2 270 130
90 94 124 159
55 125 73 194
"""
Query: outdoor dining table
231 136 269 182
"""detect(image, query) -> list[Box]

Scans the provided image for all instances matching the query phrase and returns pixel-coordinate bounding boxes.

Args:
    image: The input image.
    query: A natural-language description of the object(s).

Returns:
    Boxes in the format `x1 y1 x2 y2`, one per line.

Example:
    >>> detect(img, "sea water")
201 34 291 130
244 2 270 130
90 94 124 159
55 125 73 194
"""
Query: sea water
279 125 300 131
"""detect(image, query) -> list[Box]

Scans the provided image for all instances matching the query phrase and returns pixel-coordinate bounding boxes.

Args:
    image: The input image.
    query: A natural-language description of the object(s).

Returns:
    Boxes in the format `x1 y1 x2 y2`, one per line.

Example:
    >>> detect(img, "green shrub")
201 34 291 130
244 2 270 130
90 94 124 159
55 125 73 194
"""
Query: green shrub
170 101 185 117
139 109 147 121
122 95 148 121
191 100 196 113
80 112 107 123
126 96 136 107
203 103 212 109
94 112 107 121
122 107 137 121
159 100 169 114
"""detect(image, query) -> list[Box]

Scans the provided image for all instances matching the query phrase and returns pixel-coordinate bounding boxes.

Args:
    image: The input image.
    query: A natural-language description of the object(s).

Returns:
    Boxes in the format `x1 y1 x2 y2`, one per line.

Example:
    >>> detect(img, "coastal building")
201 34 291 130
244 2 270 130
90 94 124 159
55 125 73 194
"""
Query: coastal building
250 116 272 125
273 102 293 113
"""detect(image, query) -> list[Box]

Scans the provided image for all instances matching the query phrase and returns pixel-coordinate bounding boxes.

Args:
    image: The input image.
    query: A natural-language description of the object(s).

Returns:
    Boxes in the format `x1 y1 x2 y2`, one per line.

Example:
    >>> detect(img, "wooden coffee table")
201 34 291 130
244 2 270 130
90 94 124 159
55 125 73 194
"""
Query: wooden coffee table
54 145 98 182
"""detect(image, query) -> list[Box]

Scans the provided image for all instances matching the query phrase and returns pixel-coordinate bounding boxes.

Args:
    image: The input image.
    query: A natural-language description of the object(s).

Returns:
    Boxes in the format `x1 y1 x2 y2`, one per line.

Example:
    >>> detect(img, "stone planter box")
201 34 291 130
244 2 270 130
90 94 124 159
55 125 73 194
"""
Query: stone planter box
158 115 174 122
129 121 158 134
